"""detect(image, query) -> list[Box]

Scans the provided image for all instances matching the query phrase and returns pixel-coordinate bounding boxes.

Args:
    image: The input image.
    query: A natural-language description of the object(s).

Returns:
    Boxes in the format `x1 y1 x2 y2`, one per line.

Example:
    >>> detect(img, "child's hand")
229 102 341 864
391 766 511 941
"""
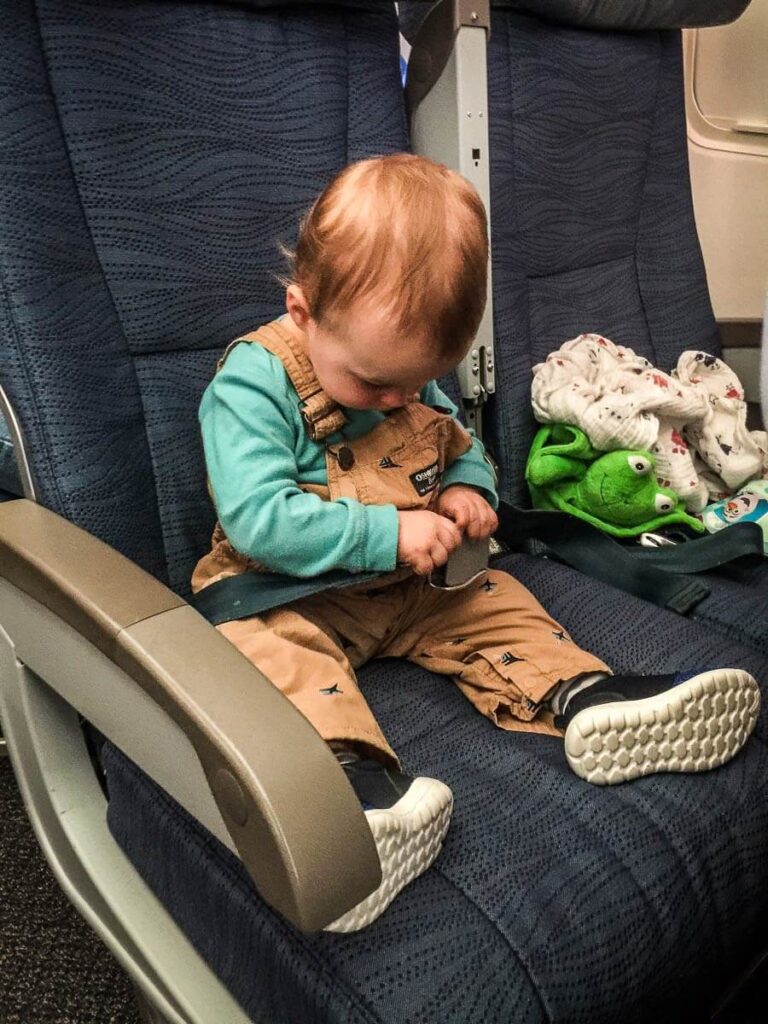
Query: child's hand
436 485 498 540
397 510 462 576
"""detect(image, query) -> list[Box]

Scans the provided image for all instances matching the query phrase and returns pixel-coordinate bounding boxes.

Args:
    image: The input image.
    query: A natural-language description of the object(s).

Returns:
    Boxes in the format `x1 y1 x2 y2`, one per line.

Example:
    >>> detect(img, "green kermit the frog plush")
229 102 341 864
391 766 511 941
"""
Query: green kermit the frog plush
525 423 705 537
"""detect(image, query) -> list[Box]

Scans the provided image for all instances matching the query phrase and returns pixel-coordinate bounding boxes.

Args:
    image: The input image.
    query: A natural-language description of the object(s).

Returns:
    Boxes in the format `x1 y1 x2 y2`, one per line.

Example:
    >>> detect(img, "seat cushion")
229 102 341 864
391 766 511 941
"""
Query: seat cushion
105 557 768 1024
684 560 768 657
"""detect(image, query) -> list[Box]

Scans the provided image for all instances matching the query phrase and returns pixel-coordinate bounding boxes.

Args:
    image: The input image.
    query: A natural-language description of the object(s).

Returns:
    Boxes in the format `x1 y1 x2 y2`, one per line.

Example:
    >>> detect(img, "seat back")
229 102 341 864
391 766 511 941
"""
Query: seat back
0 0 406 594
483 11 719 503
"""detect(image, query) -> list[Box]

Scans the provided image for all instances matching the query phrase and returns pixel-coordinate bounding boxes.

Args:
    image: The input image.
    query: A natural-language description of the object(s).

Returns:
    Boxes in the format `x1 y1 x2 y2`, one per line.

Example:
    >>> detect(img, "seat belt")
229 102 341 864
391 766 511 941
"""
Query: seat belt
496 503 764 615
495 503 711 615
192 507 763 626
190 568 383 626
626 523 764 573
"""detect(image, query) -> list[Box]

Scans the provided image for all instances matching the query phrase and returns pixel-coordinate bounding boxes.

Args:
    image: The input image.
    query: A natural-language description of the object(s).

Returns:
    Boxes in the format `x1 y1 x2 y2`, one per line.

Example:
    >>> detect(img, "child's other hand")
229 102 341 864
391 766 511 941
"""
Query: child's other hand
436 485 498 540
397 510 462 576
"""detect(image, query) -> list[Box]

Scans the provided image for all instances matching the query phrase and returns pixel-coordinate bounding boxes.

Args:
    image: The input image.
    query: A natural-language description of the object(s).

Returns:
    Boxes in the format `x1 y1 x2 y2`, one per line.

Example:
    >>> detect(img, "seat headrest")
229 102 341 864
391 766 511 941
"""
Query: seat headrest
400 0 751 39
489 0 751 30
216 0 389 9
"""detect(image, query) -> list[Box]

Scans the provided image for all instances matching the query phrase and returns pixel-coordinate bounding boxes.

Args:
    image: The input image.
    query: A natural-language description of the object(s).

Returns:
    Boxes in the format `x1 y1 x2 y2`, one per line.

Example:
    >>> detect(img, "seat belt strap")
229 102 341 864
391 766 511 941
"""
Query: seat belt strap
495 503 711 616
193 508 761 624
190 568 383 626
629 522 764 573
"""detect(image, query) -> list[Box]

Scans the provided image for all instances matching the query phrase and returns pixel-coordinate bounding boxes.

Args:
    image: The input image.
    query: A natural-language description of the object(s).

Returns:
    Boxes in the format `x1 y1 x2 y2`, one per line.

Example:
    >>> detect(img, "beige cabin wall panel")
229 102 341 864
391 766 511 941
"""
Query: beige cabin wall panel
683 20 768 323
693 2 767 128
687 144 767 321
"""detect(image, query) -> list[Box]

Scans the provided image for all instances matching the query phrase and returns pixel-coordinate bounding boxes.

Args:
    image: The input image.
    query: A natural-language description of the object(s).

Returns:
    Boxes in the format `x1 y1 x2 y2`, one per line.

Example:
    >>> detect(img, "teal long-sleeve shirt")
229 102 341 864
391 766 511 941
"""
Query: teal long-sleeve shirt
200 340 498 578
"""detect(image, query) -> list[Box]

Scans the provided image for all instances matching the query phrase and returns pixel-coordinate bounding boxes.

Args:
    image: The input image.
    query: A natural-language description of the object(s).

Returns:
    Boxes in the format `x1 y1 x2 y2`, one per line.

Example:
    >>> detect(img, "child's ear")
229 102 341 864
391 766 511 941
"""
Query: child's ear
286 284 311 329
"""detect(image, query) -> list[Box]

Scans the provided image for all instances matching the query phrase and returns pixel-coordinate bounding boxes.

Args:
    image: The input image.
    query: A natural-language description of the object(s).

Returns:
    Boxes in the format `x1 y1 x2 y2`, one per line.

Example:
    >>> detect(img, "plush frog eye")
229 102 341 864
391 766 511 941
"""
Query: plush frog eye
655 493 674 513
628 455 651 476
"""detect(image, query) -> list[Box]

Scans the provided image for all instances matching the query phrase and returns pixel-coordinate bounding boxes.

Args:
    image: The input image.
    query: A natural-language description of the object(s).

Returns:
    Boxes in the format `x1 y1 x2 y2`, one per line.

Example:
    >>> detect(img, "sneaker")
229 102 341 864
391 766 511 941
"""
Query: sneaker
325 751 453 933
556 668 760 786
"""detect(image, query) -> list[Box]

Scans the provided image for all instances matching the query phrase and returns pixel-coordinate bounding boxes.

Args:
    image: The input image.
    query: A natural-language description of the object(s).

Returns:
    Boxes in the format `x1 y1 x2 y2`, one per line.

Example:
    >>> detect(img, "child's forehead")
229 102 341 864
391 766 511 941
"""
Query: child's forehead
326 309 451 380
325 299 408 342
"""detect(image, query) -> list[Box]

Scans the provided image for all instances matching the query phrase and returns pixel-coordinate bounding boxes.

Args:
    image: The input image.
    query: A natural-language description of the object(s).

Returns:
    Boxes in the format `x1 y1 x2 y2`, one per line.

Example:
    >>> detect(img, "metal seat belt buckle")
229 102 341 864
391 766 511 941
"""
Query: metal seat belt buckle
638 532 678 549
429 537 490 590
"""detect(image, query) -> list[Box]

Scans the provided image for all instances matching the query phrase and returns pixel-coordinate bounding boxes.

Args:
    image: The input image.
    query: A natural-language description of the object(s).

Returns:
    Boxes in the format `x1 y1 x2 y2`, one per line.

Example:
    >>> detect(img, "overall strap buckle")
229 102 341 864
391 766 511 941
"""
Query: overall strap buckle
299 389 348 441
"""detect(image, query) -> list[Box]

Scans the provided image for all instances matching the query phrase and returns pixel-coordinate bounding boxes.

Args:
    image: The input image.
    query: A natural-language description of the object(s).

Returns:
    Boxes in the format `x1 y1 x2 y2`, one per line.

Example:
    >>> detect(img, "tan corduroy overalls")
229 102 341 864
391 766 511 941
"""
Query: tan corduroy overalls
193 321 609 765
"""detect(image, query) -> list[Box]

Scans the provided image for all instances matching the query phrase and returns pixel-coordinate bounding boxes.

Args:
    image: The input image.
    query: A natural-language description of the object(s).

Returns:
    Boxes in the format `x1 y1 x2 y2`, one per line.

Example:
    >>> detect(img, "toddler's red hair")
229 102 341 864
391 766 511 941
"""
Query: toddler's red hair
286 153 488 361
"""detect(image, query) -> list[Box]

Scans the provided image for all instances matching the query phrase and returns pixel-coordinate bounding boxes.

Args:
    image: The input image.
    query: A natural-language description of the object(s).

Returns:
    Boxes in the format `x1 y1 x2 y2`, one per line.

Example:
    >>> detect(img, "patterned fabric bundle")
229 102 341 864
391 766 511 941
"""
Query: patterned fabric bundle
532 334 768 512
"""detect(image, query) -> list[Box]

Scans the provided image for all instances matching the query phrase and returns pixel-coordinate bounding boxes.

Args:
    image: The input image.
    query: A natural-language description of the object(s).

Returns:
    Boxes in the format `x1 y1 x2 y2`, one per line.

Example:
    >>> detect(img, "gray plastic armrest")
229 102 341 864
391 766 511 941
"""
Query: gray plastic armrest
0 499 380 931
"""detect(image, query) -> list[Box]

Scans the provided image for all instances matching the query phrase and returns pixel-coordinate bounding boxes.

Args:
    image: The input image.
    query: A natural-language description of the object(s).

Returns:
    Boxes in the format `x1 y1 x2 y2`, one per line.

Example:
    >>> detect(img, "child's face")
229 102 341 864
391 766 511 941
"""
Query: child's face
286 287 459 411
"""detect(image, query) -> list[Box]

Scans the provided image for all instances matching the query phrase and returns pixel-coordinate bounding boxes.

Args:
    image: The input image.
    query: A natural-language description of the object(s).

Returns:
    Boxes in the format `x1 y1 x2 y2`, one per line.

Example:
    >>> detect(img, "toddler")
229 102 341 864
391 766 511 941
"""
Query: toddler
193 154 760 933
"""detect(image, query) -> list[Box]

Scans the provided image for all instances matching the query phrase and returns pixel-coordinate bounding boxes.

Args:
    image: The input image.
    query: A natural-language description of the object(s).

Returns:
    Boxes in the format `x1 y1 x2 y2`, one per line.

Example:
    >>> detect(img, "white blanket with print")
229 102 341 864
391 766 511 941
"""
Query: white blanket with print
532 334 768 512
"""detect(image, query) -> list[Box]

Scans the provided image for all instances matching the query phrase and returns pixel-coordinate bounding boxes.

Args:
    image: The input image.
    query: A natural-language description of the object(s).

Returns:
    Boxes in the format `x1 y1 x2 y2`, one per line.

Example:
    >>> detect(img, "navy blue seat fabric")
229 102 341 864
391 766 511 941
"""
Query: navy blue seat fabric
0 0 406 597
4 3 768 1023
482 10 768 652
105 554 768 1023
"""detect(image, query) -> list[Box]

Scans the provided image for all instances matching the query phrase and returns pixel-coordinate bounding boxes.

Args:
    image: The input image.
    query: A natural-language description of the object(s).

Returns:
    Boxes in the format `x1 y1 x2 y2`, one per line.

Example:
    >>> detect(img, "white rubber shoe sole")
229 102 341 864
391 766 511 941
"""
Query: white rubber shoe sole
564 668 760 786
325 776 453 933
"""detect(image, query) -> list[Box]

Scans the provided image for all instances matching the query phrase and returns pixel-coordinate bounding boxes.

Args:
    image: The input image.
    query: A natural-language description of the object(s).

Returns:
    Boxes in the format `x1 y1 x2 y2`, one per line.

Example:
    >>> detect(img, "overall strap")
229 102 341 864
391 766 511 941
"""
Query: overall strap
221 321 347 441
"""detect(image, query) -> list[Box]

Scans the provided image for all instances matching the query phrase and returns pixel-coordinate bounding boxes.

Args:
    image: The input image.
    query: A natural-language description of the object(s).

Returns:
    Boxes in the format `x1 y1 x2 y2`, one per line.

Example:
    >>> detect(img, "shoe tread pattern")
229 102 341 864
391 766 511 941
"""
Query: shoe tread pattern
565 669 760 786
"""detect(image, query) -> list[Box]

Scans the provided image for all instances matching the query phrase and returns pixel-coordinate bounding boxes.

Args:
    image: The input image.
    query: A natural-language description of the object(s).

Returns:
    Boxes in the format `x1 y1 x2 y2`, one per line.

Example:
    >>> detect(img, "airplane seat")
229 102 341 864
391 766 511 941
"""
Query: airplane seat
0 0 410 600
404 0 768 654
104 590 768 1023
3 2 768 1023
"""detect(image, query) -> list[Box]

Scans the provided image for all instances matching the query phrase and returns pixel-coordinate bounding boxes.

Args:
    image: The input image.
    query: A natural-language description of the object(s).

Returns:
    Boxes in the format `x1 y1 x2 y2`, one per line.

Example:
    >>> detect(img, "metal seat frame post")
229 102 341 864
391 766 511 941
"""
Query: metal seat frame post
406 0 495 438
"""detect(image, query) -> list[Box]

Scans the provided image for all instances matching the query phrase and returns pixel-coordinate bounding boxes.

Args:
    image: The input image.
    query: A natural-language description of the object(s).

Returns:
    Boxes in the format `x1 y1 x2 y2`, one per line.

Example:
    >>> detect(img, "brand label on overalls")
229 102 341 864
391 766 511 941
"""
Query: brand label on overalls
410 461 440 496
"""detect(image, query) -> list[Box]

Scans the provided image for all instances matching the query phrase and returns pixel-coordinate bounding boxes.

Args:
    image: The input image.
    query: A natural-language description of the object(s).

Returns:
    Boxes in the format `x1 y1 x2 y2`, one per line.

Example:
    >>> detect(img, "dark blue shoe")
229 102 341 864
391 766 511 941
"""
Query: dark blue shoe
326 751 453 932
557 668 760 786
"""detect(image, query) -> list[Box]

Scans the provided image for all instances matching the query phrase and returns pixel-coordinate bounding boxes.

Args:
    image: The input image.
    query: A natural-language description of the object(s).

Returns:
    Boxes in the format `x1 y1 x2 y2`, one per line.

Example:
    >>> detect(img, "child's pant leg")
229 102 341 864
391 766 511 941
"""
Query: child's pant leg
385 570 610 736
218 604 399 766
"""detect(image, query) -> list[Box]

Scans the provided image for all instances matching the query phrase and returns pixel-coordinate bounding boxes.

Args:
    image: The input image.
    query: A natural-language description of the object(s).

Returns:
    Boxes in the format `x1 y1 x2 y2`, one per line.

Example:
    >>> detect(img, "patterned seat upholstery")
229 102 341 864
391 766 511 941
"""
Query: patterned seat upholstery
106 555 768 1022
0 0 406 596
3 3 768 1022
480 9 768 654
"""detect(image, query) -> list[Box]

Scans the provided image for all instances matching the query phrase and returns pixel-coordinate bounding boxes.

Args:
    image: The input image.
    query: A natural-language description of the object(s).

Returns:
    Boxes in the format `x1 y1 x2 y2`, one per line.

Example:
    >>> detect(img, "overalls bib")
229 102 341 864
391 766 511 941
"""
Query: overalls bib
195 321 609 764
192 319 473 592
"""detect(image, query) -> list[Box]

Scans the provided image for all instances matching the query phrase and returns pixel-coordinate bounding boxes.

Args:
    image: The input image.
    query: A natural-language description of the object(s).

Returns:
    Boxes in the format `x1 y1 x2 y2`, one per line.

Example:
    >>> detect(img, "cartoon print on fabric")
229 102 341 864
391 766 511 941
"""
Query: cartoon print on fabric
700 479 768 554
676 350 768 495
